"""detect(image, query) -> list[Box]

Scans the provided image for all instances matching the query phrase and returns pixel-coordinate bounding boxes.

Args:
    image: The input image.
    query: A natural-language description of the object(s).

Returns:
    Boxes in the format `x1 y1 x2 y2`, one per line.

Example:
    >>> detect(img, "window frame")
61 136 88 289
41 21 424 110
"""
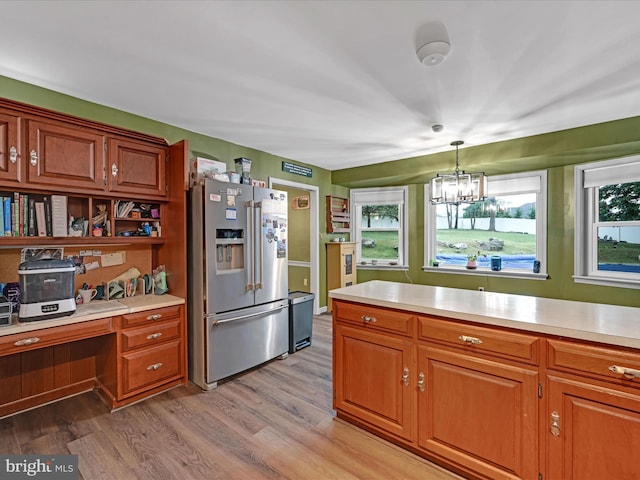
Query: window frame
350 186 409 270
574 155 640 289
424 170 548 279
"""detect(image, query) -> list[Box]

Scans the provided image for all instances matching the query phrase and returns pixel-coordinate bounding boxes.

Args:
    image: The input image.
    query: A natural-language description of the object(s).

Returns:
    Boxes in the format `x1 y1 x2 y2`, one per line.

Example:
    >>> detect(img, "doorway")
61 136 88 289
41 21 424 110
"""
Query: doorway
269 177 320 315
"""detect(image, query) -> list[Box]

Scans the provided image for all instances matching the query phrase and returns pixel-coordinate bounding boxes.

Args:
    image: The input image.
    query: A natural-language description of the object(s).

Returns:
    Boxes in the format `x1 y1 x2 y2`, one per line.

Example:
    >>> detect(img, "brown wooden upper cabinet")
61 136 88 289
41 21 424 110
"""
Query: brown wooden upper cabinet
26 118 105 191
0 109 22 184
108 137 166 199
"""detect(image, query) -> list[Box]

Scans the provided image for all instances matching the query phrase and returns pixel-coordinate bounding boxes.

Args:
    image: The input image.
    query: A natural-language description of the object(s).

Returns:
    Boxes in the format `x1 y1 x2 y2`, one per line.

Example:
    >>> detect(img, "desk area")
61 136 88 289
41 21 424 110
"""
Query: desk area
0 294 186 418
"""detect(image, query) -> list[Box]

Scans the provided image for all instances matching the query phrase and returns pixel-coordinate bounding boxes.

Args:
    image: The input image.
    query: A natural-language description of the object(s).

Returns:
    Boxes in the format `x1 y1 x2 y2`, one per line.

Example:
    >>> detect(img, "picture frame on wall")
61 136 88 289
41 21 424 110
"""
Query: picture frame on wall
293 195 310 209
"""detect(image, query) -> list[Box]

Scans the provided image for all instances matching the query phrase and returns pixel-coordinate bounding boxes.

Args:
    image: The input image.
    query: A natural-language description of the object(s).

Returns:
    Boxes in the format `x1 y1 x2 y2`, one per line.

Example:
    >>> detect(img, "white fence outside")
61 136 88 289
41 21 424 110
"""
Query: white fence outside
436 216 536 234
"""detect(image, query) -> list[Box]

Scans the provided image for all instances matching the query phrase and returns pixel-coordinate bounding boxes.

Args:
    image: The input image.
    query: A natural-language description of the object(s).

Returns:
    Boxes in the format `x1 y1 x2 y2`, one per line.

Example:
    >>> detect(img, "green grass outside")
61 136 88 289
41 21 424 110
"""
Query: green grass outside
359 229 640 264
598 240 640 264
360 231 399 259
436 229 536 255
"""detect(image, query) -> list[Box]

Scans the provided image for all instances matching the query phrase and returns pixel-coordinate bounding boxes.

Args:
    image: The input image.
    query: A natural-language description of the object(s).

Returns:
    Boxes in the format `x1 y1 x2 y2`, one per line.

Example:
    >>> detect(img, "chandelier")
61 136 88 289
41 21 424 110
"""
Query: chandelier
430 141 487 205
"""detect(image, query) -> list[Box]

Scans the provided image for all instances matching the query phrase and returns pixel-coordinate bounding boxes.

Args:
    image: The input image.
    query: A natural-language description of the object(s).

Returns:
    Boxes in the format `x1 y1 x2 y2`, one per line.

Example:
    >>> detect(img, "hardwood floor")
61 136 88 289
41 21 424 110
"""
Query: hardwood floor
0 314 463 480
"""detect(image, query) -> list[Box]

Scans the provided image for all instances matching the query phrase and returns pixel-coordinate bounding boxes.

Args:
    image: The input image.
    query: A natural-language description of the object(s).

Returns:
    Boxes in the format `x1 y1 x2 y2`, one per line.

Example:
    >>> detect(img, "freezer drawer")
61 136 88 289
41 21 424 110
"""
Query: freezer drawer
206 301 289 385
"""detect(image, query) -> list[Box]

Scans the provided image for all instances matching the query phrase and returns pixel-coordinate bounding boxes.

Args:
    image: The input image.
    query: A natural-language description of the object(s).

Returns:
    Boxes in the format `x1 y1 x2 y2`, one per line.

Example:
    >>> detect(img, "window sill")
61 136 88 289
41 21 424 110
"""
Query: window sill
423 266 548 280
573 275 640 290
358 264 408 271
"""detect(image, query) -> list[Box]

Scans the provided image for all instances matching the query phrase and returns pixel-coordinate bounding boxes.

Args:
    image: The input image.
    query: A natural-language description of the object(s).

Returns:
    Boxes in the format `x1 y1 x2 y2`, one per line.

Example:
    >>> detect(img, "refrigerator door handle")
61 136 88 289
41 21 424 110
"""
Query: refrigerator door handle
246 200 255 291
210 305 285 326
255 201 264 290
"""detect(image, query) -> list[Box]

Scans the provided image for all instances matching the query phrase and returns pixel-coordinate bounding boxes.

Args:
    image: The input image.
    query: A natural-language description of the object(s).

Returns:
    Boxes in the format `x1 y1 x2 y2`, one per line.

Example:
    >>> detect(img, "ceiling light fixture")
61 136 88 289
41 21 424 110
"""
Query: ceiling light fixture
417 40 450 66
430 141 487 205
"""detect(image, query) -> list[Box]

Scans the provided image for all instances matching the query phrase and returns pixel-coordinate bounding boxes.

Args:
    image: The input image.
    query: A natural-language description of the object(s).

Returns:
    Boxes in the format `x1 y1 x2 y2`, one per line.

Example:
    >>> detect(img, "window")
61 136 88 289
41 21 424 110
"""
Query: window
351 186 408 268
424 171 547 277
574 156 640 289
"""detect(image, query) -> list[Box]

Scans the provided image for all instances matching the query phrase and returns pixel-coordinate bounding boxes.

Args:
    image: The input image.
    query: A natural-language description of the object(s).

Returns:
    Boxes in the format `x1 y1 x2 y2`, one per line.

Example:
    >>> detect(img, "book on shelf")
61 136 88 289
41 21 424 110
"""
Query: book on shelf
51 194 68 237
28 198 36 237
22 194 29 236
13 192 19 236
35 202 47 237
3 197 11 236
44 196 52 236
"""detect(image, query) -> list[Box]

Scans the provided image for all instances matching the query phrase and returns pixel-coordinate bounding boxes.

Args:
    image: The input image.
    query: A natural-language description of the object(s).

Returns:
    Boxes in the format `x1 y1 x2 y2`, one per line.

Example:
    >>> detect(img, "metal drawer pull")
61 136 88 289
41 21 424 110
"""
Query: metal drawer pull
30 149 38 166
147 332 163 340
111 163 118 177
9 146 18 163
550 411 560 437
147 363 163 371
609 365 640 379
14 337 40 346
459 335 482 345
361 315 377 323
147 314 162 321
417 372 425 392
402 367 409 386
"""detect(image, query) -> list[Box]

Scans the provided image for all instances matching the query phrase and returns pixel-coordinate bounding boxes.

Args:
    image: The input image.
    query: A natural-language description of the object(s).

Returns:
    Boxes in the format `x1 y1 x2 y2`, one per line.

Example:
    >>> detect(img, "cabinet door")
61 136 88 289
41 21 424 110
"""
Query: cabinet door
418 345 539 480
547 376 640 480
334 323 414 441
27 119 106 191
0 109 22 184
108 137 166 198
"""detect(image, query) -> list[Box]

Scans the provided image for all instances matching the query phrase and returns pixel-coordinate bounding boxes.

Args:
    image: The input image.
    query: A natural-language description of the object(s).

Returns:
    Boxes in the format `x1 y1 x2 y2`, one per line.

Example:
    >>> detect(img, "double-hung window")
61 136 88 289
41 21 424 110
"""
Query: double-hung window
424 171 547 276
574 156 640 289
350 186 408 268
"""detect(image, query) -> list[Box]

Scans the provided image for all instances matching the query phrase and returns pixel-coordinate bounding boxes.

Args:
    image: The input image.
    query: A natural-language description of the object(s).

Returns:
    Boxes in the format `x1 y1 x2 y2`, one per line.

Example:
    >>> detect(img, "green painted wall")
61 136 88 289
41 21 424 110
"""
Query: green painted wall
334 120 640 308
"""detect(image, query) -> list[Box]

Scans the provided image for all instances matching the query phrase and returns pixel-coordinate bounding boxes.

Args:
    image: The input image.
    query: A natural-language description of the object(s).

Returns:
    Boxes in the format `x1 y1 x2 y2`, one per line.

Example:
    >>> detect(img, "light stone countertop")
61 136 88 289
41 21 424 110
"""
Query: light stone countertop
0 294 185 337
329 280 640 349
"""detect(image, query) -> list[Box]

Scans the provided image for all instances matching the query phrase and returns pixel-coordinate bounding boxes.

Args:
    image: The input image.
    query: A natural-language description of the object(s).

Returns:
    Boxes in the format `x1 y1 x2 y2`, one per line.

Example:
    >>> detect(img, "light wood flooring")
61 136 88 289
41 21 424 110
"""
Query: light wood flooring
0 314 464 479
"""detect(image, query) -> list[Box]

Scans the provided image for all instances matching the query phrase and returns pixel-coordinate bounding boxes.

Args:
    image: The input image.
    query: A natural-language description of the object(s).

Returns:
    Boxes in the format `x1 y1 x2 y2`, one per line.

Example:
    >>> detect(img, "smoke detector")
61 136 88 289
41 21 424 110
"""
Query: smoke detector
432 124 444 133
417 40 450 66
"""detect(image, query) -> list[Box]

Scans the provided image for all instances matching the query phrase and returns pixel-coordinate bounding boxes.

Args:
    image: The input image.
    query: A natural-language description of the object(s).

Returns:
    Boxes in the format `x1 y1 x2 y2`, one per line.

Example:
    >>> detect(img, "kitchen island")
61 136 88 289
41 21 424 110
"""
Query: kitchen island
330 281 640 480
0 294 187 418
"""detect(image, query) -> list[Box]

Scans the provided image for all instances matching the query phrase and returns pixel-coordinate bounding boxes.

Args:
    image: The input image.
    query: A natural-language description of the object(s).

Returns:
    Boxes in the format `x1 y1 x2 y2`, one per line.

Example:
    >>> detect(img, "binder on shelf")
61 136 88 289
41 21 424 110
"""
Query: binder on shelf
51 195 68 237
3 197 10 236
35 202 47 237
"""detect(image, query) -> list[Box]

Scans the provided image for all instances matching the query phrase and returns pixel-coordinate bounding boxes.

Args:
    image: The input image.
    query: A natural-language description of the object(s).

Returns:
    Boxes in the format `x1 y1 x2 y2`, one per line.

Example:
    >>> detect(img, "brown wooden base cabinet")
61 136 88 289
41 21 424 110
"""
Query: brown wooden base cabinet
333 299 640 480
2 303 187 418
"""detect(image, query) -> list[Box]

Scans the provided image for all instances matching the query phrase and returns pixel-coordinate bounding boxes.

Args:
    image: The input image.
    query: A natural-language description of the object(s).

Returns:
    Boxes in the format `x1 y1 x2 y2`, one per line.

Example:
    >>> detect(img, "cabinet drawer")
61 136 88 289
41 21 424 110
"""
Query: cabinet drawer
121 305 182 328
120 319 181 351
548 339 640 385
121 339 181 394
334 301 413 336
0 318 113 356
419 316 539 365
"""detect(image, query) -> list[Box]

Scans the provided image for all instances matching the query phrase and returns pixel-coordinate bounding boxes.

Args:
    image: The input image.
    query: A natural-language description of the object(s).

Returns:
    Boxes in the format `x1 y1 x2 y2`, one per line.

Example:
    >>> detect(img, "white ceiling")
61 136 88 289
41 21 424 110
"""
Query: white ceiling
2 1 640 171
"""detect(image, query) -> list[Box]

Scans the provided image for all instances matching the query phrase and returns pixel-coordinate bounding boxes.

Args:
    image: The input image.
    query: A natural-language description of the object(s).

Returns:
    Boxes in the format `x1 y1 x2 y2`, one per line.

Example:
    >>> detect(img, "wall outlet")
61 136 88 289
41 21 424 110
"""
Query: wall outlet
303 278 308 286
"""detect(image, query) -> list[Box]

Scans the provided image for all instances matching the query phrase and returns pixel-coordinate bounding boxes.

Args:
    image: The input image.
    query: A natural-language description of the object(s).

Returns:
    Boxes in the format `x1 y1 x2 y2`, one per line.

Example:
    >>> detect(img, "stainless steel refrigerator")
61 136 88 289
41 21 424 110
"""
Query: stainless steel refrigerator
188 178 289 390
